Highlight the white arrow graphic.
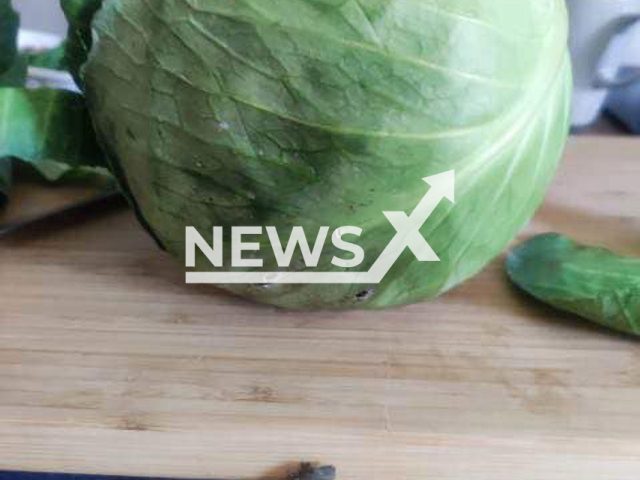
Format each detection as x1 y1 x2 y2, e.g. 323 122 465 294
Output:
365 170 455 283
186 170 455 284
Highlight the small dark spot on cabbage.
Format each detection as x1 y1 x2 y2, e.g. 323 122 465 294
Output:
355 288 375 302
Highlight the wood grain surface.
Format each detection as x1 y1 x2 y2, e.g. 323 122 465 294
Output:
1 136 639 480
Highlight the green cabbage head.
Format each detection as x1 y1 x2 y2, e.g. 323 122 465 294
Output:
81 0 572 309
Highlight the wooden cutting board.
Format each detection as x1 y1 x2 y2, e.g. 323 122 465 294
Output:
0 136 639 480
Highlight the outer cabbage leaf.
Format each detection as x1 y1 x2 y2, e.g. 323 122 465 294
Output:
0 159 10 206
507 234 640 336
84 0 572 309
26 43 69 71
0 88 110 181
0 54 26 87
0 0 113 208
0 0 19 73
60 0 103 85
0 0 19 205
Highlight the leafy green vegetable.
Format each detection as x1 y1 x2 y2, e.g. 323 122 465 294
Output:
0 0 113 203
26 43 69 71
61 0 103 85
0 0 19 206
82 0 572 309
0 0 19 73
0 159 10 206
0 0 25 88
0 88 110 181
0 54 27 87
507 234 640 336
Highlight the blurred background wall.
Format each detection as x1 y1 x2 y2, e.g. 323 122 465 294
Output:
13 0 67 35
10 0 640 134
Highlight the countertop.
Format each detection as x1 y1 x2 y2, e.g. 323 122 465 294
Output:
1 136 639 480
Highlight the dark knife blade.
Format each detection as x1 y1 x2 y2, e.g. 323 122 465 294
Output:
0 464 336 480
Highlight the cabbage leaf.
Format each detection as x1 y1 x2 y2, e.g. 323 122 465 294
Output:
0 88 109 181
61 0 103 85
0 0 18 73
0 160 10 206
0 0 112 207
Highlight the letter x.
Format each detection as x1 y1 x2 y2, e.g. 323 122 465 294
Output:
383 211 440 262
